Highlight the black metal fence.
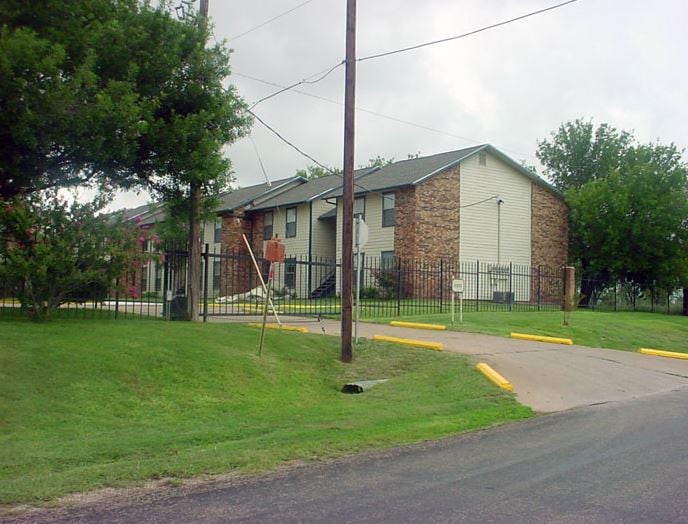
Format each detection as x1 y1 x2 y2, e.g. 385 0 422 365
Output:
0 246 566 320
195 248 565 318
578 277 685 314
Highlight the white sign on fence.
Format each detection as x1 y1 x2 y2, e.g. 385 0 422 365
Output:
452 279 464 293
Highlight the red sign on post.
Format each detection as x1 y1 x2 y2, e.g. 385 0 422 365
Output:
264 237 286 263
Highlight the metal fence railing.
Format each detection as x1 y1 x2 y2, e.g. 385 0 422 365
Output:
577 277 685 314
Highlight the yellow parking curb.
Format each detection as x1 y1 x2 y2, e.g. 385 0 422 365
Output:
638 348 688 360
476 362 513 392
247 323 309 333
372 334 443 351
389 321 447 331
510 332 573 345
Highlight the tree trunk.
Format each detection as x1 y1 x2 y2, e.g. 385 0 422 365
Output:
187 181 201 321
683 287 688 316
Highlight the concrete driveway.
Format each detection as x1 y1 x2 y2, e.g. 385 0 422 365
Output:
216 316 688 413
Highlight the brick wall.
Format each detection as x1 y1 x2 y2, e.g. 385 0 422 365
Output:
219 210 263 297
531 183 568 304
531 183 568 268
393 166 460 298
393 166 460 260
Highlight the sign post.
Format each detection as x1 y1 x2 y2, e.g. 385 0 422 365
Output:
451 278 464 324
354 216 368 343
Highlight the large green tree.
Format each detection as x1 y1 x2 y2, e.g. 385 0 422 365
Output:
0 1 252 320
537 120 688 310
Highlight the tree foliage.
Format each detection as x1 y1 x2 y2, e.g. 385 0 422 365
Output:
537 120 688 304
0 195 151 320
536 119 633 191
0 0 252 200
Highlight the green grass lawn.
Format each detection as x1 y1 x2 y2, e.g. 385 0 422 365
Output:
367 310 688 353
0 318 530 506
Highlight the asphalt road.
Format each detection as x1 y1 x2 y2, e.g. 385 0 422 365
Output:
11 388 688 524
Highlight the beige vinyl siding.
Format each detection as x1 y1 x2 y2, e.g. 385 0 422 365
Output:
269 204 310 294
459 152 532 301
311 200 337 260
335 194 395 293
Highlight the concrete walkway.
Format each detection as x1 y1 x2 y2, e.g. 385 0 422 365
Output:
211 316 688 413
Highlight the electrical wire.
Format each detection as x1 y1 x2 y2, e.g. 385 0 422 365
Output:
357 0 582 63
228 0 316 42
248 109 385 197
240 0 583 120
247 62 344 111
233 71 538 164
248 109 333 172
248 109 501 212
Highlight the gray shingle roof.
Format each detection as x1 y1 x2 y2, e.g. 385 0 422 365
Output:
250 168 379 210
322 145 562 199
323 146 483 198
216 176 303 212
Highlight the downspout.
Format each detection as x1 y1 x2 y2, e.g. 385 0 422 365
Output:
308 201 313 296
497 197 504 265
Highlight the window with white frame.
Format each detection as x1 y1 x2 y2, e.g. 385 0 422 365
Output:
354 196 365 219
263 211 273 240
381 250 395 269
382 192 395 227
286 207 297 238
214 217 222 243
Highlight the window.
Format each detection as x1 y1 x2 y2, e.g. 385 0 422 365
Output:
213 217 222 243
263 211 273 240
354 196 365 219
284 258 296 288
213 260 221 292
154 264 162 292
381 251 395 269
382 192 395 227
478 151 487 166
286 207 297 238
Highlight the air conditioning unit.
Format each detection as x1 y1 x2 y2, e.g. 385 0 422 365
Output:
493 291 514 304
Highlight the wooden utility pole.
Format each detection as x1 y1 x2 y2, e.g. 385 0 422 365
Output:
187 0 209 321
341 0 356 362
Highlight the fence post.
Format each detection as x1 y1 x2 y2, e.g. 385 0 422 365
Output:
508 262 513 312
476 260 480 312
537 266 541 311
396 258 402 317
162 250 170 320
439 259 444 314
114 277 120 320
202 243 209 322
614 282 617 312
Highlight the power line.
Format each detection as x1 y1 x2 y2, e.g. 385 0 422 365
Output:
247 61 344 111
357 0 582 62
248 109 389 198
228 0 316 42
234 71 539 163
248 109 333 172
241 0 583 117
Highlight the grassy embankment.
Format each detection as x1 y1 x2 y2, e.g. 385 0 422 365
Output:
0 318 530 506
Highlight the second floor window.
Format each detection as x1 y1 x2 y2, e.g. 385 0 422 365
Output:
286 207 297 238
354 196 365 220
263 211 273 240
214 217 222 243
382 192 395 227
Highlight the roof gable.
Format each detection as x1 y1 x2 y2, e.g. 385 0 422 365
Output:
323 145 562 200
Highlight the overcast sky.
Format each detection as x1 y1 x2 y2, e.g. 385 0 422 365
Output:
108 0 688 210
